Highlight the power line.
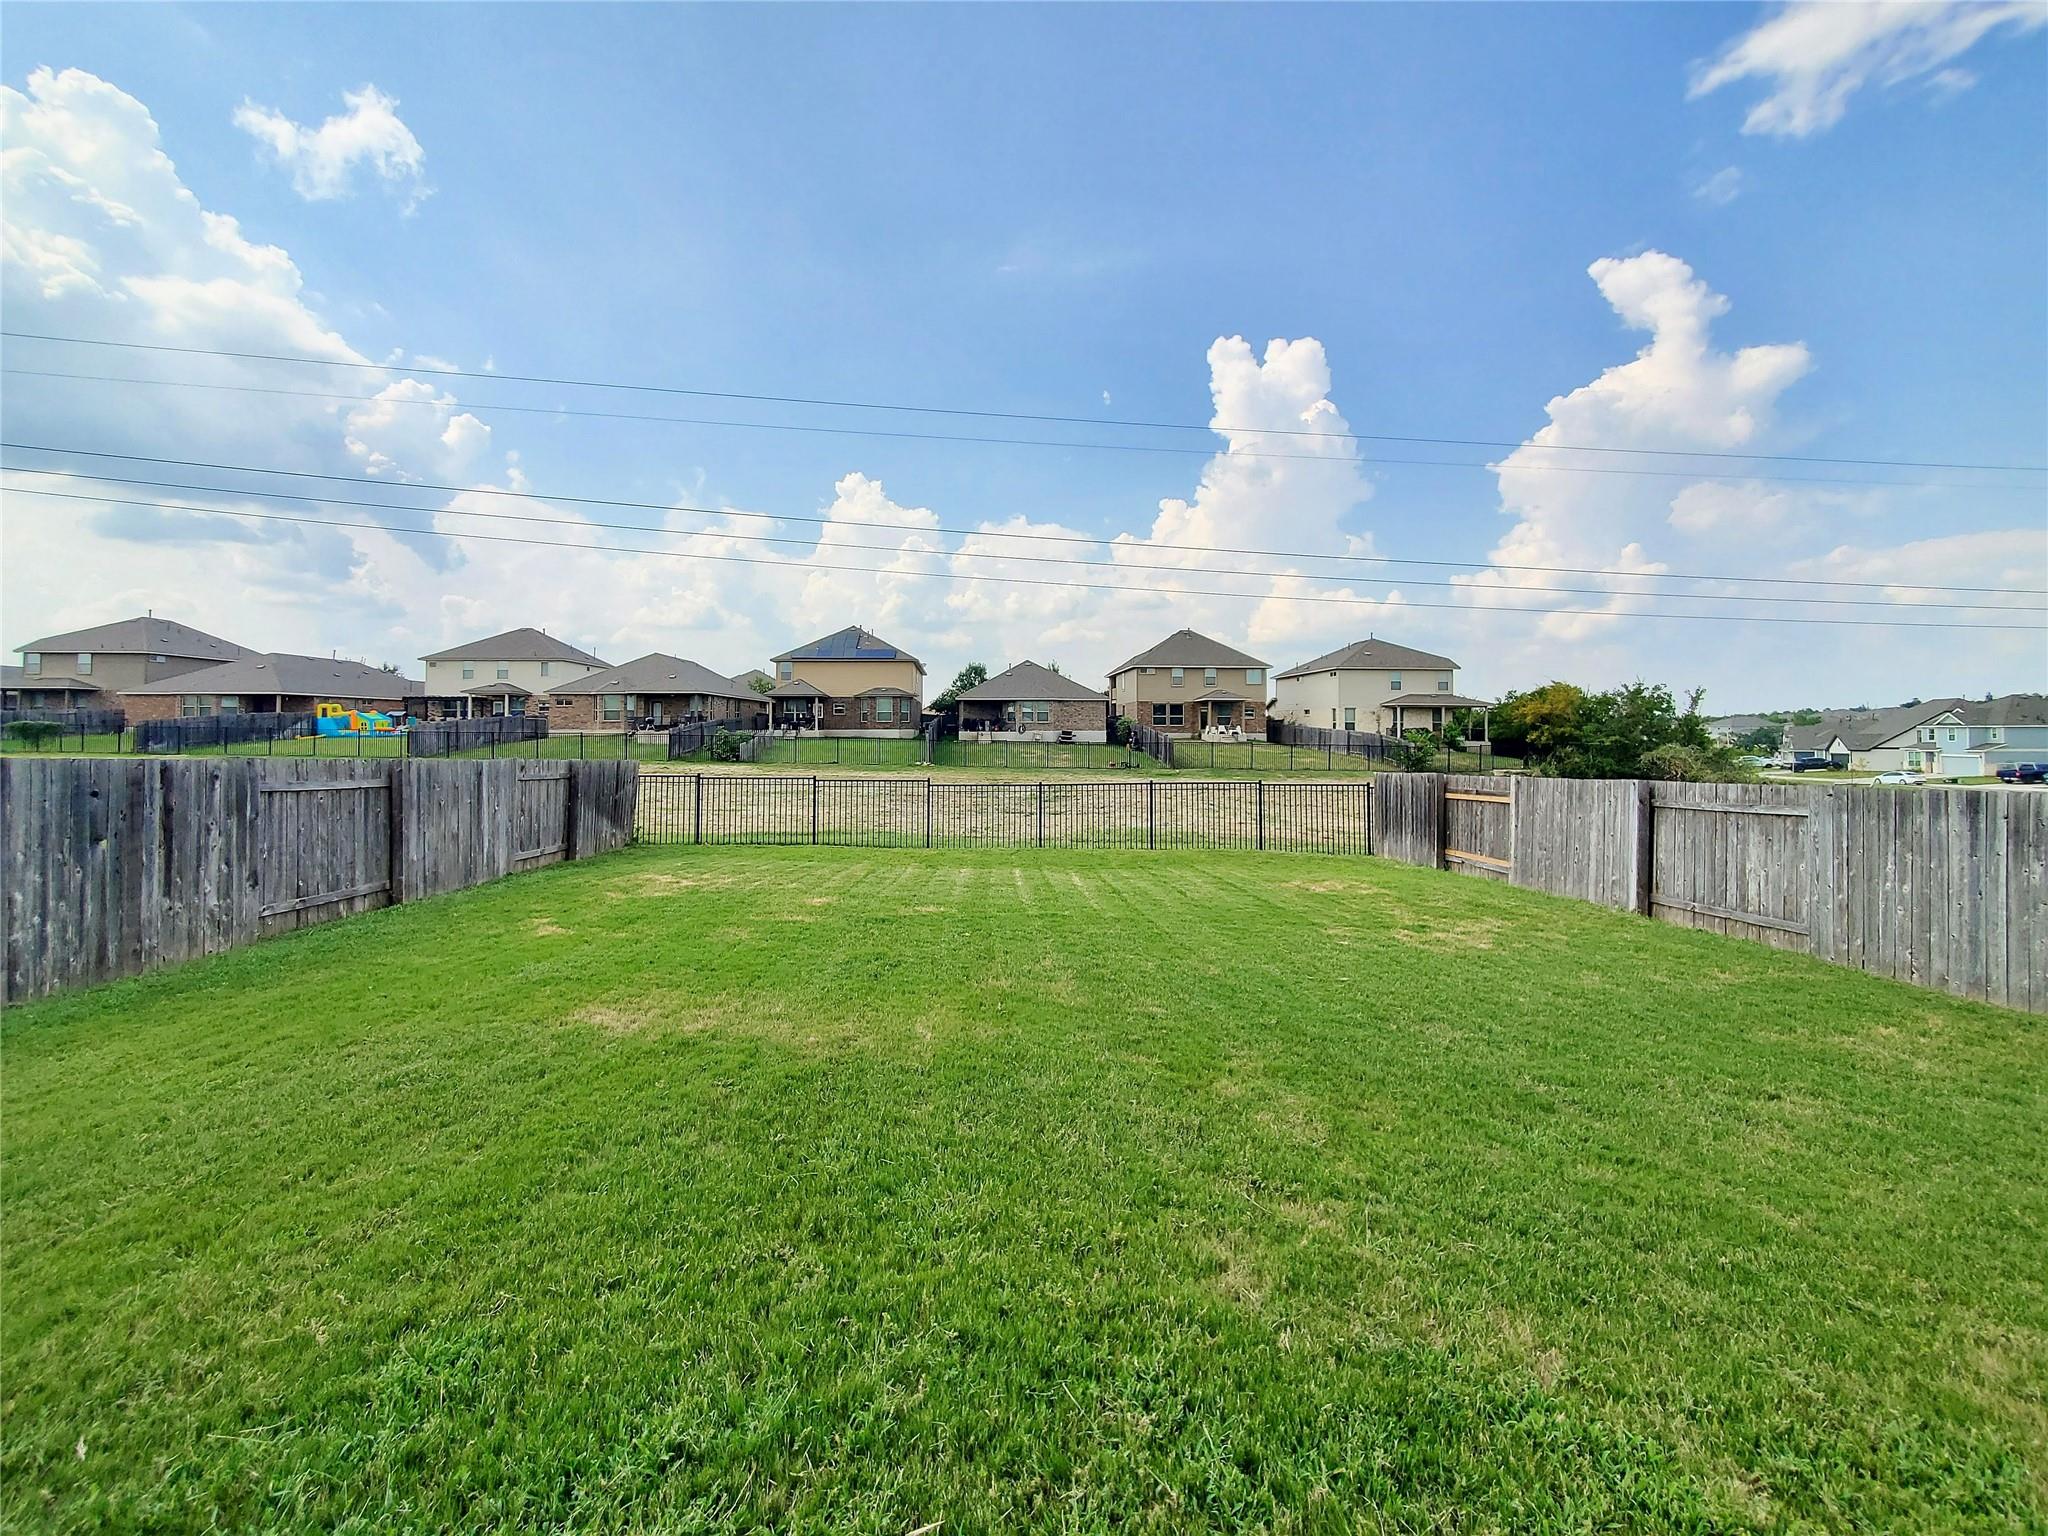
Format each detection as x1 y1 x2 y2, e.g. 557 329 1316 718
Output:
7 483 2041 633
8 441 2042 598
11 464 2036 615
10 367 2042 494
9 328 2044 475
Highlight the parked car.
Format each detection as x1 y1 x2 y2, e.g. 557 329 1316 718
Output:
1790 758 1836 772
1871 771 1925 785
1995 762 2047 785
1736 754 1770 766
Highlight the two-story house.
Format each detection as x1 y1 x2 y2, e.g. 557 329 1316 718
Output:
1272 637 1488 736
13 614 249 712
417 628 610 718
767 625 926 736
1106 630 1269 738
1918 694 2048 777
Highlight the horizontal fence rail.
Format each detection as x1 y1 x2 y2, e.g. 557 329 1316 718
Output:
637 774 1373 855
1 706 126 733
1 757 637 1001
134 711 316 753
406 715 548 755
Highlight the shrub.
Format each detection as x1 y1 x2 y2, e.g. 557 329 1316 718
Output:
6 720 64 750
1112 715 1134 747
1388 730 1441 772
1638 743 1758 783
709 729 746 762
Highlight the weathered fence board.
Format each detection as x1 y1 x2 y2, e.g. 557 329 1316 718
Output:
1508 778 1649 913
1648 783 1813 949
1443 774 1514 879
1373 772 1443 868
2 758 638 1001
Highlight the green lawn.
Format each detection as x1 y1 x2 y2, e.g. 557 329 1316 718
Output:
4 846 2042 1533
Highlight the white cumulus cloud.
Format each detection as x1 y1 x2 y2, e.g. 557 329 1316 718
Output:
1691 1 2046 137
234 84 428 207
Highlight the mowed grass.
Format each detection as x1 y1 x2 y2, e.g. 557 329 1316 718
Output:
4 848 2044 1534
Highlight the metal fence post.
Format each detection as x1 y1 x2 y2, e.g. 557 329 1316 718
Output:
811 775 820 844
1037 782 1046 847
1257 780 1265 851
1147 779 1156 850
924 779 933 848
693 773 704 844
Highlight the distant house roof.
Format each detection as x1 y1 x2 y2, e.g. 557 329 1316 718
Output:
1708 714 1772 737
1382 692 1494 710
729 668 775 691
1783 723 1838 754
16 614 248 662
464 682 532 697
956 661 1106 704
1831 700 1968 751
1957 693 2048 728
1275 637 1456 680
1 665 102 692
545 653 750 697
1107 629 1269 677
772 625 924 672
124 653 418 700
421 627 608 666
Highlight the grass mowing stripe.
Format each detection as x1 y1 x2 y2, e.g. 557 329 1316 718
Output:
3 844 2042 1533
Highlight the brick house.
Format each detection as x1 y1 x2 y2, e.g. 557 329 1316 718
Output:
541 653 758 729
954 661 1109 741
1106 629 1270 739
766 625 925 737
119 653 419 721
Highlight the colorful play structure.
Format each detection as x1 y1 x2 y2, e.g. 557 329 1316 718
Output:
314 701 407 737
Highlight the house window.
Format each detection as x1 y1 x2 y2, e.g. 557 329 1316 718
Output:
23 653 39 675
1390 674 1403 692
1331 709 1338 727
778 661 794 681
496 665 509 680
218 696 241 715
1246 669 1262 685
1203 667 1216 687
462 665 475 680
76 652 92 675
540 661 551 678
180 695 211 718
1344 707 1356 729
876 696 895 722
1142 667 1155 675
1152 702 1185 727
1437 676 1450 692
600 694 625 722
1242 703 1257 722
1021 700 1050 724
1171 667 1184 685
833 701 846 715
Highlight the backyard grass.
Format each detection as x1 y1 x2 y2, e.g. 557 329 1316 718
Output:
3 846 2043 1533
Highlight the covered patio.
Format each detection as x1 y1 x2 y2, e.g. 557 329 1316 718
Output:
766 678 826 730
1383 692 1492 741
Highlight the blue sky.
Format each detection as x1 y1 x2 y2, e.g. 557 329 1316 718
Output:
3 2 2044 708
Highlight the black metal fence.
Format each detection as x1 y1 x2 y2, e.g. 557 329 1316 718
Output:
407 715 547 755
1 706 126 732
134 711 317 753
637 774 1374 855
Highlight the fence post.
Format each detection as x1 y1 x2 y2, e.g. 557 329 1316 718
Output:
1256 780 1265 851
1629 779 1654 915
1147 779 1156 850
693 773 704 844
924 779 933 848
811 776 820 844
387 761 407 904
1037 782 1046 847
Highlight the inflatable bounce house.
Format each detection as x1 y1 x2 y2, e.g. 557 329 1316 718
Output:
315 701 406 738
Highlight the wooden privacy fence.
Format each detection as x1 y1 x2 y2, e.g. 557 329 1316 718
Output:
1390 774 2046 1013
1 757 637 1001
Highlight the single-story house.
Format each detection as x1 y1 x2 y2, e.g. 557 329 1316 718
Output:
541 653 758 729
118 654 419 720
416 628 610 718
955 661 1110 741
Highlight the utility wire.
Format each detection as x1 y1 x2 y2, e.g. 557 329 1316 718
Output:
8 367 2041 493
7 442 2042 598
7 484 2041 633
8 328 2044 474
9 465 2036 614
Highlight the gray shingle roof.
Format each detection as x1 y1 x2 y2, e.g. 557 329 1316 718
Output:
955 661 1106 704
1275 637 1456 680
464 682 533 697
771 625 924 670
15 614 248 662
1106 629 1269 677
544 653 751 697
1781 700 1967 754
729 668 775 691
123 654 418 700
421 627 608 666
1382 692 1493 709
1958 693 2048 727
1 665 102 691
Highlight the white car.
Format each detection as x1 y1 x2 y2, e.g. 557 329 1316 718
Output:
1871 771 1925 785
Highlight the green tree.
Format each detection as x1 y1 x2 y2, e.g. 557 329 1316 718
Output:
1490 680 1744 779
1736 722 1783 754
931 663 989 712
748 674 776 698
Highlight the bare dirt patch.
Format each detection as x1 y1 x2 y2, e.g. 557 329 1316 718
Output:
528 917 568 938
1284 877 1386 896
1388 916 1509 953
611 871 739 897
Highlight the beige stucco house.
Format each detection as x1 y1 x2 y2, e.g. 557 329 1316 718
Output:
14 614 248 706
767 626 925 736
1106 629 1269 738
1273 638 1488 736
418 628 610 718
